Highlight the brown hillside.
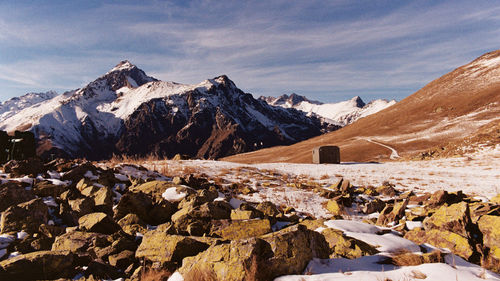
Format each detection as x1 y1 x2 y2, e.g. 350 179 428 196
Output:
223 50 500 163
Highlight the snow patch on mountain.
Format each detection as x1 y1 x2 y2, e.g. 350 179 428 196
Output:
0 91 59 121
261 94 396 126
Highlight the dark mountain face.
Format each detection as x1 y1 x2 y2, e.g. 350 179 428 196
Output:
116 76 330 159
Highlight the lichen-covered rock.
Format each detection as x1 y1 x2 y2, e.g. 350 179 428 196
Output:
1 198 48 233
376 199 408 226
404 228 474 260
478 215 500 268
326 199 343 216
320 228 378 259
260 224 330 277
129 180 176 201
136 231 211 265
68 197 95 217
0 250 74 280
32 180 67 198
362 199 385 214
0 181 35 212
108 250 135 269
256 201 281 217
210 219 271 240
179 238 274 281
491 194 500 204
423 202 472 238
469 203 500 223
172 201 231 235
62 162 97 183
230 209 260 220
52 231 109 254
78 212 121 234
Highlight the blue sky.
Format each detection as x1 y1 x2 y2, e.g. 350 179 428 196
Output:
1 0 500 103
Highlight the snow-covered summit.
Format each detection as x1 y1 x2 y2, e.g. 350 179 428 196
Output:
261 94 396 126
107 60 136 74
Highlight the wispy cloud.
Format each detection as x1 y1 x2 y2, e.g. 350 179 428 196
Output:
1 0 499 102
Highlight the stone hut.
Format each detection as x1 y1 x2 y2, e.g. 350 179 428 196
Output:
312 146 340 164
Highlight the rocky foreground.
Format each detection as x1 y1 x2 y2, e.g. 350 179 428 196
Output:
0 158 498 280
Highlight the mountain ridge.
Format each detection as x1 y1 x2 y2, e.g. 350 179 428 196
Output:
0 62 334 160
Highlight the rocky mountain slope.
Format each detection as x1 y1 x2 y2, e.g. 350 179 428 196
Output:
224 49 500 163
260 93 396 126
0 157 498 280
0 91 58 121
0 61 333 160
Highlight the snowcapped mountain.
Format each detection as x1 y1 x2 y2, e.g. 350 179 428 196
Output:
0 91 59 121
0 61 332 159
260 93 396 126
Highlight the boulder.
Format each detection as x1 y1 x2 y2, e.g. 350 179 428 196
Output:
256 201 281 217
32 180 67 198
230 209 260 220
469 203 500 223
68 197 95 217
172 201 231 235
61 162 98 182
260 224 330 277
0 250 74 280
404 228 474 260
478 215 500 267
78 212 121 234
1 198 48 233
376 199 408 226
3 158 45 177
179 238 274 281
362 199 386 214
108 250 135 269
320 228 378 259
113 191 174 225
376 183 397 197
117 214 147 236
0 181 35 212
136 231 211 265
209 219 271 240
129 180 176 201
326 199 343 216
423 202 473 238
52 231 109 254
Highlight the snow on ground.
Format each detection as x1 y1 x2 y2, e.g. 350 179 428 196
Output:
146 145 500 204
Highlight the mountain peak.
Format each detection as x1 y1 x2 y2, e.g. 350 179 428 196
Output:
108 60 136 74
350 96 365 108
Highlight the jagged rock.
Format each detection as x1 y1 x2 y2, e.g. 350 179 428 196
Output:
428 190 465 207
326 199 343 216
256 201 281 217
32 180 67 197
469 202 500 223
0 181 35 212
376 183 397 197
491 194 500 204
376 199 408 226
81 186 113 213
209 219 271 240
3 158 45 177
0 250 74 280
129 180 174 201
136 231 211 265
38 224 65 239
68 197 95 217
423 202 472 238
478 215 500 269
260 224 330 277
404 228 474 260
114 192 153 222
108 250 135 269
178 188 217 210
230 209 260 220
179 238 274 281
62 162 98 183
1 198 48 233
95 234 137 261
172 201 231 235
85 260 122 280
117 214 147 236
52 231 109 254
78 212 120 234
320 228 378 259
362 199 386 214
331 178 352 194
60 187 82 201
